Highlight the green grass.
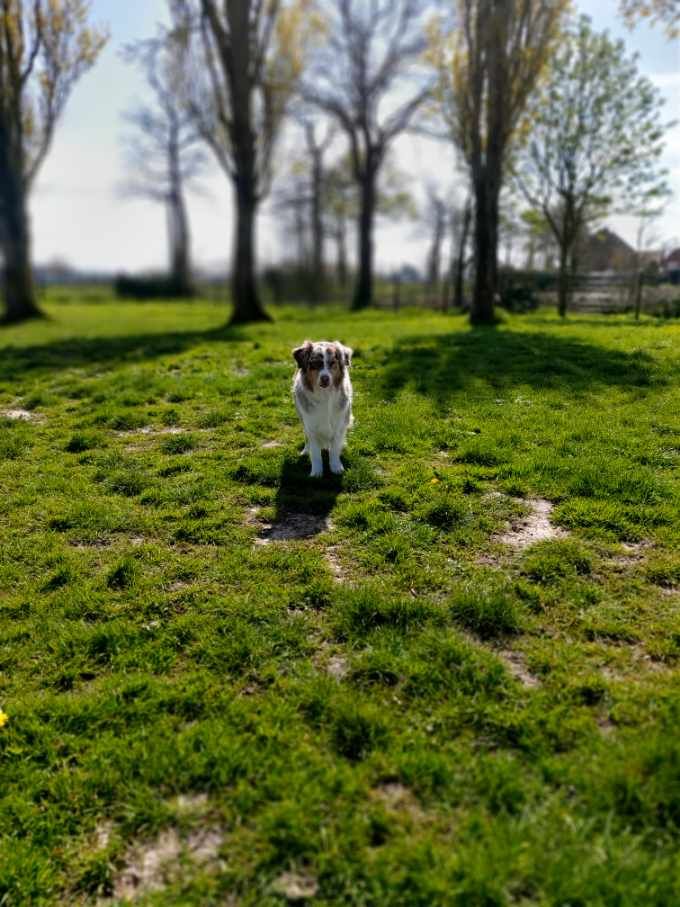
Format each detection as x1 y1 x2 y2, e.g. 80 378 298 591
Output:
1 298 680 905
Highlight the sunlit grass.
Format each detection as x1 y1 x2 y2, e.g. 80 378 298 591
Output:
0 297 679 904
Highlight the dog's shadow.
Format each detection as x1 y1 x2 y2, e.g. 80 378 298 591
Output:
260 455 344 543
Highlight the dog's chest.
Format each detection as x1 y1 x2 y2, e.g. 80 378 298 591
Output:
307 392 339 439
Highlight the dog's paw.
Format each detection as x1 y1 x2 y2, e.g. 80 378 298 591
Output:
310 465 324 479
329 459 344 475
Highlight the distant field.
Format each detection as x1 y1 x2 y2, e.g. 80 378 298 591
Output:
1 298 679 905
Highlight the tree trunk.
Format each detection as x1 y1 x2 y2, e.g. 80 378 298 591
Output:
557 243 570 318
0 178 41 324
336 218 348 289
452 199 472 310
426 207 445 305
352 171 376 311
310 150 325 303
168 190 193 297
470 174 499 325
230 174 270 325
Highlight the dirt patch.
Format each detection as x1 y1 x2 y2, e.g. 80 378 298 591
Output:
272 871 319 900
325 545 346 582
261 440 283 449
496 648 540 688
326 654 350 680
609 540 652 570
597 716 616 737
371 783 426 823
94 820 114 851
660 586 680 598
110 825 223 903
117 426 185 438
601 644 671 681
172 793 209 815
167 580 192 593
1 408 39 421
499 498 567 549
254 512 331 545
70 538 112 549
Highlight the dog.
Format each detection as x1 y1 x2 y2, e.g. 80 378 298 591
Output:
292 340 353 478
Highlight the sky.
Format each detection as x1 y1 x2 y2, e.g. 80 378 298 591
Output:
31 0 680 276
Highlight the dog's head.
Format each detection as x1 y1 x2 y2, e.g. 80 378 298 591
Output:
293 340 352 391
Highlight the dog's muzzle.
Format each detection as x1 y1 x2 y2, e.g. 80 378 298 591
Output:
319 373 331 388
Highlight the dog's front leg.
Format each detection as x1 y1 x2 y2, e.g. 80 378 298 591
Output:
308 438 324 478
329 429 346 475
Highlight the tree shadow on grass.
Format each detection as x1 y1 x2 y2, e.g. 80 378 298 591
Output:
379 326 662 403
0 323 246 382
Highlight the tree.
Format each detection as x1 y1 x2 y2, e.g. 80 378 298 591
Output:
169 0 317 324
304 0 432 310
513 16 670 317
449 195 472 309
423 187 448 304
298 115 335 302
620 0 680 38
323 162 354 288
520 208 556 270
428 0 568 324
630 191 669 320
0 0 106 323
122 34 207 297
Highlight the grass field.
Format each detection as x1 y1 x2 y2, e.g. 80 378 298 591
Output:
1 299 679 906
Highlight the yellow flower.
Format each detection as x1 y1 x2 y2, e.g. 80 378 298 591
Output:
430 477 440 484
0 710 8 729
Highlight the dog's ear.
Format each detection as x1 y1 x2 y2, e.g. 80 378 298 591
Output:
334 342 353 368
293 341 313 370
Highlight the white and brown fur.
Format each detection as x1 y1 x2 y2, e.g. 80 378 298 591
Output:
292 340 353 478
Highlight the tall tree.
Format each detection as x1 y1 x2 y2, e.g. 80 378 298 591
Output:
0 0 106 323
169 0 316 324
304 0 432 310
520 208 556 270
423 187 448 303
323 162 354 289
513 16 670 317
302 118 335 302
449 195 472 309
428 0 568 324
122 34 207 297
620 0 680 37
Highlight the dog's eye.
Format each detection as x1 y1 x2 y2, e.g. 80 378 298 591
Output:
310 359 323 369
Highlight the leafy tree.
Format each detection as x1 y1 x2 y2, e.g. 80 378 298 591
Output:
520 208 557 269
449 195 472 309
422 187 448 303
121 33 207 297
323 161 354 288
428 0 568 324
0 0 106 323
513 16 671 316
297 115 335 302
620 0 680 38
273 147 416 301
169 0 318 324
304 0 432 310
